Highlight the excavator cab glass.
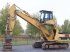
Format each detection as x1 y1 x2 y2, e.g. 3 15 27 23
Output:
40 10 53 23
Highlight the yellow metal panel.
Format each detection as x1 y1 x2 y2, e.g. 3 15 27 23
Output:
8 4 16 34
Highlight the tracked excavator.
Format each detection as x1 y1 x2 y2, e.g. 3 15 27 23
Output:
3 4 70 50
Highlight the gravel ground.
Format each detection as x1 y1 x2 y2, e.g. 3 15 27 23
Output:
0 45 70 52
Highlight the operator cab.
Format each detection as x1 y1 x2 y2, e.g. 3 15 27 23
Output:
40 10 53 23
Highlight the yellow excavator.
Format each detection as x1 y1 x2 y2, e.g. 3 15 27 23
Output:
3 4 70 50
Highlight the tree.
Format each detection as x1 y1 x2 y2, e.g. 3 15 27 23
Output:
13 20 23 35
61 19 70 33
0 5 23 35
0 7 7 34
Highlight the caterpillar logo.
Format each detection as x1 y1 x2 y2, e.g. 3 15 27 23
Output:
59 34 70 40
65 34 69 37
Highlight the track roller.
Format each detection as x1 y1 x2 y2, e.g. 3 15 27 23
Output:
32 41 43 48
42 42 69 50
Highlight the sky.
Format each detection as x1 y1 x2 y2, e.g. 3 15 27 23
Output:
0 0 70 30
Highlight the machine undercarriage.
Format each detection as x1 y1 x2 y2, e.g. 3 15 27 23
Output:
33 41 69 50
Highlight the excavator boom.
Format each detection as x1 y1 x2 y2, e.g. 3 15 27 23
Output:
9 4 55 41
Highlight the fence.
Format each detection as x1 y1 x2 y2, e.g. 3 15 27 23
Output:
0 35 39 46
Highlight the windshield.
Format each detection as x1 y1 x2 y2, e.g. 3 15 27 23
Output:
45 13 50 19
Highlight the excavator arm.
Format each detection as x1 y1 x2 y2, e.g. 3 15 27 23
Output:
3 4 16 50
8 4 55 41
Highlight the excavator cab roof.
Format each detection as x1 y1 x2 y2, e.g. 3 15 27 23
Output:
40 10 52 14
